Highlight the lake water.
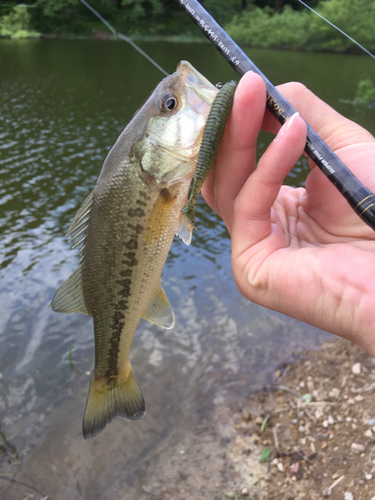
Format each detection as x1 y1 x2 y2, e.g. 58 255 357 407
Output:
0 39 374 499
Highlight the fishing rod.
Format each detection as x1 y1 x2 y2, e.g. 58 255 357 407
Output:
175 0 375 232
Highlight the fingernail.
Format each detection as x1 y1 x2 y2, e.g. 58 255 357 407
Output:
274 112 299 143
234 71 253 101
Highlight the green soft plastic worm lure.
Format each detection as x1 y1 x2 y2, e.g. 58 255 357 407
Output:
181 80 237 232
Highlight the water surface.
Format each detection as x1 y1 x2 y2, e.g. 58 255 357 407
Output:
0 39 374 499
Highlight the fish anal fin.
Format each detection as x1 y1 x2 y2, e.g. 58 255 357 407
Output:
143 281 175 329
175 212 195 246
50 265 90 315
82 363 145 439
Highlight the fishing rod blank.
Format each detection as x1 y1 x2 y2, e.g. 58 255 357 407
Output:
175 0 375 232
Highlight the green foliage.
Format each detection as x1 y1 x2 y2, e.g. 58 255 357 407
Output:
0 2 17 18
260 414 270 432
0 0 374 50
226 0 375 52
112 0 206 36
31 0 85 34
36 0 80 18
116 0 169 35
354 79 375 105
226 5 312 49
122 0 163 17
0 4 40 38
254 0 319 9
27 0 205 36
301 393 312 403
310 0 375 51
201 0 243 26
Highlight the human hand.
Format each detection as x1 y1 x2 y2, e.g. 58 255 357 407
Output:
202 72 375 356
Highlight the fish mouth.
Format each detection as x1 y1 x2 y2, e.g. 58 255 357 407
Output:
177 60 218 106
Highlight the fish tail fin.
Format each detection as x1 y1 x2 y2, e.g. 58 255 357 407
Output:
82 364 145 439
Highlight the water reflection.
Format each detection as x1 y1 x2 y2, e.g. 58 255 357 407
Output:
0 39 374 499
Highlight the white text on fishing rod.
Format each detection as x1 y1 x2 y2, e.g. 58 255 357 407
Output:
306 141 336 174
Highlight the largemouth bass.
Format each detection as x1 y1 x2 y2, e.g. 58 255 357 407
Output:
51 61 218 439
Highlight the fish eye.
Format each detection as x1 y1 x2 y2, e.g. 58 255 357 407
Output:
166 97 176 109
161 93 178 113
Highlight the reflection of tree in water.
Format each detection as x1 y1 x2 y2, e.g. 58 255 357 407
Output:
0 423 18 464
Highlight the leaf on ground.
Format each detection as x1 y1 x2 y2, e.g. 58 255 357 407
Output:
260 414 270 432
260 447 271 462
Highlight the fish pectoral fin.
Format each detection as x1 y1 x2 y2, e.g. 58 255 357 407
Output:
82 364 145 439
175 213 195 246
145 188 175 245
143 281 175 329
50 265 90 315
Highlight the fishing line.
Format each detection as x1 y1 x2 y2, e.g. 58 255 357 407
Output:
298 0 375 60
79 0 169 76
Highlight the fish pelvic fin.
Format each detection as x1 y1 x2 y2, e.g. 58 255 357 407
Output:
82 364 145 439
143 280 175 329
175 212 195 246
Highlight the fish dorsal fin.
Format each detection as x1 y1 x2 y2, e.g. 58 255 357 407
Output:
175 213 194 246
67 190 94 259
143 281 175 329
51 265 90 315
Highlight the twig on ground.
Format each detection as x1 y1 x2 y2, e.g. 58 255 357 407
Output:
270 385 302 398
0 476 51 500
341 375 348 388
272 425 279 452
289 400 302 419
303 402 336 406
303 407 317 422
177 485 253 499
352 381 375 393
322 474 345 497
297 450 312 463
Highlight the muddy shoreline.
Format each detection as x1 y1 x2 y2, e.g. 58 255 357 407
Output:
164 339 375 500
